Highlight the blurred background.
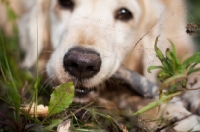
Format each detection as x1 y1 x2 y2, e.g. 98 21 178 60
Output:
187 0 200 46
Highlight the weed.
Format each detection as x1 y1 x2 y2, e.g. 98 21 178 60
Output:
133 35 200 116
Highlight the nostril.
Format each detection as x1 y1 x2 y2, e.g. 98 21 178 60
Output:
87 65 100 71
86 66 97 71
64 58 78 68
71 62 78 68
87 66 93 71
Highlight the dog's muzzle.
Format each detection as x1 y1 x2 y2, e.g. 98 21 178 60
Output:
63 47 101 97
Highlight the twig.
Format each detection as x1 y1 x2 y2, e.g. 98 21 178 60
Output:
155 114 192 132
185 87 200 91
136 117 150 132
64 102 94 120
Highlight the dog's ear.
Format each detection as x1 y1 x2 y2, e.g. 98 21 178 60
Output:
19 0 51 69
124 0 163 75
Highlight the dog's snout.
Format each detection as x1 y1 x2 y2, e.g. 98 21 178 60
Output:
63 47 101 80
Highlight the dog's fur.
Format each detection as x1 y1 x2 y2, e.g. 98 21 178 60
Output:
1 0 200 131
19 0 198 85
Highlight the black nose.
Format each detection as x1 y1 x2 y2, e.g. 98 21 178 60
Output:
63 47 101 80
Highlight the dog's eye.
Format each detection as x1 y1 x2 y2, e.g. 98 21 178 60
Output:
58 0 74 10
115 8 133 21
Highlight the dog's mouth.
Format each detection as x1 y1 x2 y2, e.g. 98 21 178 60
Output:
73 86 98 103
75 86 96 97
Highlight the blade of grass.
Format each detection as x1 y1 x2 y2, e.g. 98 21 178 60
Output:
0 66 8 83
157 74 187 92
132 91 182 116
34 16 39 118
188 67 200 75
0 30 20 120
147 66 165 73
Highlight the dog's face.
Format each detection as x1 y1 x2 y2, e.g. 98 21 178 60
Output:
47 0 141 100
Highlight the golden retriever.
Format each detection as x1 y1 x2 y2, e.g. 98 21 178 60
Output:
1 0 200 131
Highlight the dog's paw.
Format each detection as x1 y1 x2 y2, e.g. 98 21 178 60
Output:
161 103 200 131
174 115 200 132
182 72 200 115
182 89 200 115
187 73 200 89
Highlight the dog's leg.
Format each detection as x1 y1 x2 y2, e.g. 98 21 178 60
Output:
112 65 158 98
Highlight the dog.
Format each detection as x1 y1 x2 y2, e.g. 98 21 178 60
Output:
1 0 200 131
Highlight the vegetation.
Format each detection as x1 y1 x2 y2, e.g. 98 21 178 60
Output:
133 35 200 116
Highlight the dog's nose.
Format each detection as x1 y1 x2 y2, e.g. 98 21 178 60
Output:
63 47 101 80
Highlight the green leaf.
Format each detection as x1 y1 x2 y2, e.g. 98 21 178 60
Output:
162 60 173 75
169 40 177 56
165 48 178 70
187 63 198 75
158 74 187 92
154 36 174 75
158 71 168 77
166 40 183 73
157 71 171 81
165 48 173 62
182 52 200 69
132 91 181 116
48 82 74 117
44 119 63 131
154 35 165 61
147 66 165 73
188 67 200 75
168 40 179 65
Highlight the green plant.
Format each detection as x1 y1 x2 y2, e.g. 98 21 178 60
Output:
133 35 200 116
149 36 200 92
0 1 76 130
0 28 76 131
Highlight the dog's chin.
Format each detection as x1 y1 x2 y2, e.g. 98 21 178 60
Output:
73 87 98 103
75 86 96 97
70 85 97 103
